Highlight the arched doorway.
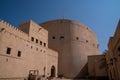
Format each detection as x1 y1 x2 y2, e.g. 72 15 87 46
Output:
51 66 56 77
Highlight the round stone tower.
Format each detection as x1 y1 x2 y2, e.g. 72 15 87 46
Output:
40 19 100 78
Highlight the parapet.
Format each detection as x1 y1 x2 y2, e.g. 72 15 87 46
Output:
0 19 28 40
40 19 96 36
0 19 25 33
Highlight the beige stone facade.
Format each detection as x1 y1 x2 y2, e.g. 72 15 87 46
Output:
0 20 58 79
107 20 120 80
40 19 100 78
0 19 101 79
88 55 108 79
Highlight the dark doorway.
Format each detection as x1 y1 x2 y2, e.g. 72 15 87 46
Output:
51 66 55 77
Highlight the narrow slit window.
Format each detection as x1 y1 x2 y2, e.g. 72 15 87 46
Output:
36 39 38 43
18 51 21 57
44 43 46 47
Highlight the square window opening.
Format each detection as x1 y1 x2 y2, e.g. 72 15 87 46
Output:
36 39 38 43
6 47 11 54
76 37 79 40
40 41 42 45
31 37 34 41
60 36 64 40
52 36 55 39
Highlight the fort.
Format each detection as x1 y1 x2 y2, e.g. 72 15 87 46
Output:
0 19 58 79
0 19 109 80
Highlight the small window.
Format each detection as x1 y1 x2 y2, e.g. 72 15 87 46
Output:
86 40 88 43
44 43 46 47
6 47 11 54
18 51 21 57
44 50 45 53
40 41 42 45
36 48 38 51
60 36 64 40
76 37 79 40
31 37 34 41
41 49 42 52
117 47 120 56
118 47 120 51
36 39 38 43
52 36 55 39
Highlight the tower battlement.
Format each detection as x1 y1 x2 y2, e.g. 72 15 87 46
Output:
0 19 28 40
0 19 28 35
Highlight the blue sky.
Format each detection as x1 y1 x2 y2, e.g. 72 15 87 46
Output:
0 0 120 53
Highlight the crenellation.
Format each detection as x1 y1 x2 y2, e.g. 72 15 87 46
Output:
0 19 4 23
0 19 58 79
0 19 28 38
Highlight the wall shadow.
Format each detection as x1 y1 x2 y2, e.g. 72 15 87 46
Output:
74 63 88 79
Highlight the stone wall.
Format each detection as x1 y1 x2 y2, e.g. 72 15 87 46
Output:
107 20 120 80
40 19 100 78
0 20 58 79
88 55 108 77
